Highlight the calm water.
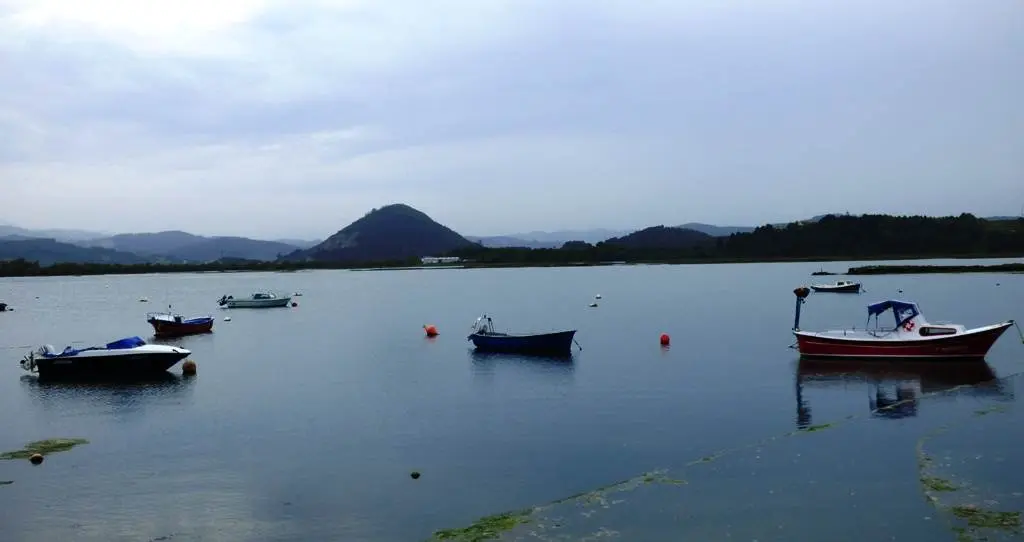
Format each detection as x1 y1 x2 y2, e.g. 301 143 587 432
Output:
1 259 1022 541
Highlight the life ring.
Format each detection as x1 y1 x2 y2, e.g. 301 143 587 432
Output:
903 321 916 332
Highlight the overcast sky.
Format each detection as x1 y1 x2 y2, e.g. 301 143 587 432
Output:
1 0 1022 240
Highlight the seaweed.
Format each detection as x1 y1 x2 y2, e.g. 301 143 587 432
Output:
431 509 533 541
0 438 90 460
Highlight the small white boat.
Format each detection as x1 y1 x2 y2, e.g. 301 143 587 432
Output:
217 291 291 308
810 280 862 293
20 336 190 379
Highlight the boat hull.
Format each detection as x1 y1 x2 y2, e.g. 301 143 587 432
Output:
33 351 191 379
148 317 214 337
795 322 1013 360
469 330 577 355
223 298 291 308
811 284 861 293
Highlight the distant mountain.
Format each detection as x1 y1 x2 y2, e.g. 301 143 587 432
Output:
0 225 110 242
167 237 300 262
282 204 476 262
466 235 562 249
77 231 301 262
79 231 205 255
676 223 755 236
0 238 151 266
475 229 631 246
271 238 321 250
601 226 713 249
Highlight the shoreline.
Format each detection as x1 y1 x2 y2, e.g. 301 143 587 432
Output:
1 253 1022 278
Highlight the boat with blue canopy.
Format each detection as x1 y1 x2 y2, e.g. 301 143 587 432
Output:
791 292 1018 360
19 336 191 379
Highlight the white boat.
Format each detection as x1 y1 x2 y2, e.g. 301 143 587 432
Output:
217 291 292 308
810 280 862 293
19 336 190 379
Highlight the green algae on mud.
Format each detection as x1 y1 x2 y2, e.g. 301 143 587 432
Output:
920 475 958 492
0 438 90 460
950 506 1021 530
431 509 533 541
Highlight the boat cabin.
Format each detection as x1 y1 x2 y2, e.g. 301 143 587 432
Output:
866 300 964 336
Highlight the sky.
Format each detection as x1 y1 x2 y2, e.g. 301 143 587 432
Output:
1 0 1022 240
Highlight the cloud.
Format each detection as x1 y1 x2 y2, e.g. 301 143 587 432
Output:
1 0 1022 238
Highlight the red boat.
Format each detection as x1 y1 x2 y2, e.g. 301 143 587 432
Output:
791 289 1018 360
147 311 214 337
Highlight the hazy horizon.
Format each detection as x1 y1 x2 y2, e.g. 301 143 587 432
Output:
2 0 1022 239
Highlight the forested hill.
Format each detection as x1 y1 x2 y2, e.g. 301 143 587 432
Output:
448 214 1024 264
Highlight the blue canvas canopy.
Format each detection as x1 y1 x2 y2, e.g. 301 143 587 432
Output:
866 300 920 328
105 336 146 350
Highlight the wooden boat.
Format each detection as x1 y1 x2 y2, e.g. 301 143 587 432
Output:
467 315 578 356
792 294 1016 360
19 336 190 379
810 280 862 293
217 291 291 308
147 308 214 337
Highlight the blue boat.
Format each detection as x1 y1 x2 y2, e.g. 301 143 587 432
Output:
467 315 578 356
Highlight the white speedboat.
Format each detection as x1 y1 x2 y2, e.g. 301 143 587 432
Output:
216 291 291 308
19 336 190 379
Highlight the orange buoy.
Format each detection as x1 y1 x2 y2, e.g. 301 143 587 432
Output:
660 333 670 346
182 359 197 375
424 325 439 337
29 453 43 465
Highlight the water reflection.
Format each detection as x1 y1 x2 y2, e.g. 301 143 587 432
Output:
19 372 196 417
468 350 575 381
794 358 1013 428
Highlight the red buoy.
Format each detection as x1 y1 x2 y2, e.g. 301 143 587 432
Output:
660 333 670 346
424 325 439 337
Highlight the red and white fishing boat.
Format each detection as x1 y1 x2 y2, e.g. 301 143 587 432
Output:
791 288 1019 360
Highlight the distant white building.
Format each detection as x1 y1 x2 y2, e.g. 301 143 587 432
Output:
421 256 462 264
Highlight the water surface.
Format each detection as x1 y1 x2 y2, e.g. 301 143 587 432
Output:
1 258 1022 541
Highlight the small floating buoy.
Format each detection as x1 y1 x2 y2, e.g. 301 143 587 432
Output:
291 302 298 307
588 302 598 308
410 471 421 479
660 333 670 346
595 294 602 299
182 359 197 375
293 292 303 296
139 298 148 302
29 453 43 465
224 316 231 322
424 324 438 337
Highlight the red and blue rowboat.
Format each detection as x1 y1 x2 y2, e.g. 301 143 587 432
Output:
147 311 214 337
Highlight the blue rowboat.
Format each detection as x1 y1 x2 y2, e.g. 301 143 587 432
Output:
467 314 578 356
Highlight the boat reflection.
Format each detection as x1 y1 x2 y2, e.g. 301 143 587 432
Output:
19 372 196 416
794 358 1013 428
468 350 575 380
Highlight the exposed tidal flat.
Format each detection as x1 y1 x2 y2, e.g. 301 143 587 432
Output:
1 257 1022 541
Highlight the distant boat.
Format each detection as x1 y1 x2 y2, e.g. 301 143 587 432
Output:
811 280 862 293
19 336 190 379
147 308 214 337
467 314 578 356
793 299 1015 360
217 292 291 308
